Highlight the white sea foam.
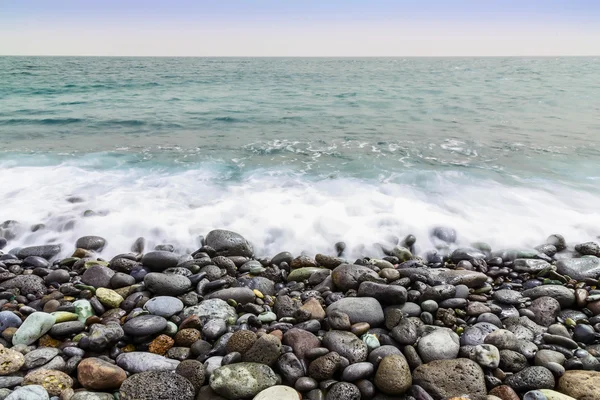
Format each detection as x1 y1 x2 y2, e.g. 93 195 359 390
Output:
1 161 600 260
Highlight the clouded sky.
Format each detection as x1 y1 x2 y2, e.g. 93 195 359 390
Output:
1 0 599 56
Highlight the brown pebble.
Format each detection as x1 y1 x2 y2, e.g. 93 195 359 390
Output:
149 335 175 355
38 334 62 348
77 357 127 390
179 315 202 330
175 328 201 347
85 316 102 326
43 299 61 313
270 330 283 342
350 322 370 336
489 385 519 400
23 369 74 396
1 327 17 342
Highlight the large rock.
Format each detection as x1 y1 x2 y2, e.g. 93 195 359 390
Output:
522 285 575 308
527 297 560 327
144 272 191 296
322 331 368 364
326 297 384 327
209 362 277 399
556 257 600 280
1 275 47 296
182 299 237 325
12 312 56 346
205 230 254 258
557 370 600 400
206 287 256 304
81 265 115 288
141 251 180 271
119 371 195 400
283 328 320 360
417 328 460 363
397 268 488 288
16 245 61 260
331 264 378 291
77 357 127 390
412 358 486 400
143 296 184 318
374 355 412 395
75 236 107 252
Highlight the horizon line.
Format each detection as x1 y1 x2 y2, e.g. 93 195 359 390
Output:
1 54 599 58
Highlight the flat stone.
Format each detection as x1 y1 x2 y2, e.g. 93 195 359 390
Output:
5 385 49 400
331 264 379 291
417 328 460 363
141 251 180 271
253 385 301 400
116 352 179 373
16 245 61 260
143 296 184 318
556 258 600 281
123 315 167 336
322 331 368 364
326 297 384 327
1 275 47 296
206 287 256 304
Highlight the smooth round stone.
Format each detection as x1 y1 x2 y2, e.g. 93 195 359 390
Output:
202 319 227 340
421 300 438 313
418 328 460 363
44 269 70 284
205 229 254 258
81 265 115 288
295 377 319 392
327 297 384 327
144 296 184 318
109 272 135 289
258 312 277 323
254 385 301 400
144 272 191 296
75 236 107 252
123 315 167 336
0 311 22 331
341 362 375 381
368 345 403 368
205 287 256 304
374 354 412 395
141 251 180 271
77 357 127 390
12 312 56 346
49 321 85 336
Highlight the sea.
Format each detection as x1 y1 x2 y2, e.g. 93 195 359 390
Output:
1 57 599 259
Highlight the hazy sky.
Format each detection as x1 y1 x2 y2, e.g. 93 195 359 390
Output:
2 0 599 56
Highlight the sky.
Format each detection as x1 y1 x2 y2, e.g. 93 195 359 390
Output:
1 0 599 56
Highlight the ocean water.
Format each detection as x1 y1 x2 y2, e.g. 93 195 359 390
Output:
1 56 599 259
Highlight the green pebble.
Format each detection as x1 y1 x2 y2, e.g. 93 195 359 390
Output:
59 257 80 267
361 333 380 351
163 321 178 336
73 299 94 323
286 267 324 282
52 311 79 323
258 311 277 323
96 288 124 308
250 266 266 275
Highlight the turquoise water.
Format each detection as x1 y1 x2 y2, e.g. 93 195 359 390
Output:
1 57 599 257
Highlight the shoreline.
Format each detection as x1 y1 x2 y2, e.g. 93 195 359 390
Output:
0 229 599 399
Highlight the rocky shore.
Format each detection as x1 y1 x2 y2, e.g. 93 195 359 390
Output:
0 228 600 400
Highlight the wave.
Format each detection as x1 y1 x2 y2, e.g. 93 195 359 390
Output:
0 117 84 126
0 159 599 260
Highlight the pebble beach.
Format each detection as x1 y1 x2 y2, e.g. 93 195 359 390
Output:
0 228 599 400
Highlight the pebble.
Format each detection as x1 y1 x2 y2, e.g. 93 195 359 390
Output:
12 312 56 346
